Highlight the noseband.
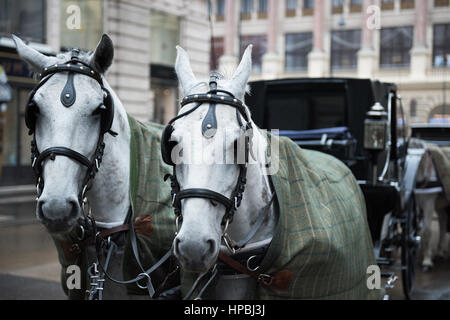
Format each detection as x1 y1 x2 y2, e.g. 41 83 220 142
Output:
162 75 253 236
27 49 116 208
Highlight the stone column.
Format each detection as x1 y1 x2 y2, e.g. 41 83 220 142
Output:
105 0 152 121
410 0 429 79
46 0 60 52
219 0 239 73
357 0 376 78
308 0 327 77
262 0 282 79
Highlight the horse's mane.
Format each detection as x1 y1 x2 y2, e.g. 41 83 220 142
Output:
56 49 93 65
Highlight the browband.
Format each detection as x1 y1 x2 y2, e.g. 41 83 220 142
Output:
180 93 249 123
40 60 103 85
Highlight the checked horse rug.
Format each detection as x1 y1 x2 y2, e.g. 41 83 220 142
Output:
181 132 380 300
256 133 379 299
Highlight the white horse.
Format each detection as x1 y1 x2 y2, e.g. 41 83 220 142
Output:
13 34 143 299
410 138 449 270
171 45 277 299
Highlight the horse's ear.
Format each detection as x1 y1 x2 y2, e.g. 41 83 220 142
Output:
90 34 114 74
231 45 252 100
175 46 197 96
12 34 57 72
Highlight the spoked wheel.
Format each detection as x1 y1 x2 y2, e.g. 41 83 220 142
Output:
401 196 420 300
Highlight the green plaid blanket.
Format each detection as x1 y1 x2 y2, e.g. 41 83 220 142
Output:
181 133 380 300
256 134 379 299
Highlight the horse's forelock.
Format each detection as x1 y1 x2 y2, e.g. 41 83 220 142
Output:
54 50 93 66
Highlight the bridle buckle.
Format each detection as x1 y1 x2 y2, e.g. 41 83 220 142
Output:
32 156 37 168
234 196 239 210
222 232 236 255
172 193 177 206
258 274 273 286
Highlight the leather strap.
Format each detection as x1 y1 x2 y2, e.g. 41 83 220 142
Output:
180 93 249 122
34 146 92 173
218 252 293 291
40 61 103 85
176 188 234 212
60 72 76 107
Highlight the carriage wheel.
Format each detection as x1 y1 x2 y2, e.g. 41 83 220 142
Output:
401 196 419 300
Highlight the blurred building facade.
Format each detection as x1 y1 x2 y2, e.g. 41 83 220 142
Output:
210 0 450 125
0 0 210 186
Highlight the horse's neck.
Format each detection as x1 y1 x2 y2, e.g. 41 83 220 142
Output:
227 125 276 244
87 81 131 228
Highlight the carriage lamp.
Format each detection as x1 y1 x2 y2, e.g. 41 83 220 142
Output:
364 102 388 151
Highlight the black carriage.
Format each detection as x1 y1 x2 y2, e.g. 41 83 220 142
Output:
245 78 422 299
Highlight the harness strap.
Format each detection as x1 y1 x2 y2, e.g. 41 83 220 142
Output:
87 241 116 300
232 194 275 249
177 188 234 212
128 214 155 297
34 146 92 174
182 266 218 300
217 252 293 291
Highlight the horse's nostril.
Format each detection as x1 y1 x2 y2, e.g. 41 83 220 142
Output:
68 199 79 218
174 237 181 256
37 200 45 220
206 239 216 255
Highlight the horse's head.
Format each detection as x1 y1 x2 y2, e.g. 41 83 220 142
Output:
13 34 114 233
169 45 253 272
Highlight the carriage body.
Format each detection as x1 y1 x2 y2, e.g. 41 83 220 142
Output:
246 78 418 299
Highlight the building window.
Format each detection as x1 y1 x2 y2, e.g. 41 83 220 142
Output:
350 0 363 12
258 0 268 18
331 29 361 70
410 99 417 118
400 0 415 9
286 0 297 17
285 32 313 72
332 0 344 14
434 0 450 7
241 0 253 20
210 37 224 71
216 0 225 21
60 0 103 51
240 35 267 73
150 11 180 67
380 27 413 68
0 0 46 43
303 0 314 16
433 24 450 67
381 0 395 10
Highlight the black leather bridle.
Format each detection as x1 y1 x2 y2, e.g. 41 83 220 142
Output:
161 75 253 231
26 49 116 208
